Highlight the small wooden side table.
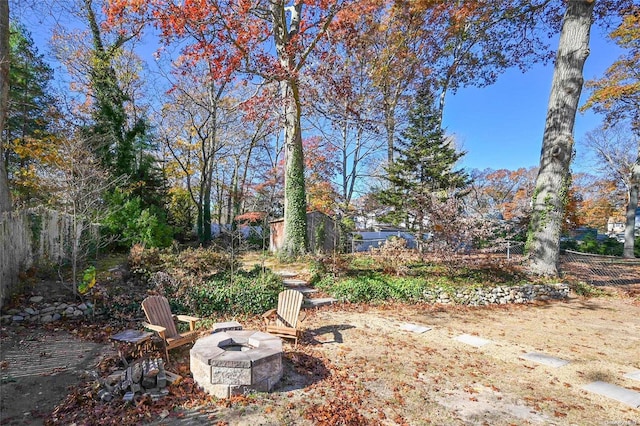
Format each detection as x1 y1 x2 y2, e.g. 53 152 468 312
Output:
109 329 154 366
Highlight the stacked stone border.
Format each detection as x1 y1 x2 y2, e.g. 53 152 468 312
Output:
423 283 569 305
1 296 94 325
1 283 569 326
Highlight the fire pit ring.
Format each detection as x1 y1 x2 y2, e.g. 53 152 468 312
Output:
190 330 283 398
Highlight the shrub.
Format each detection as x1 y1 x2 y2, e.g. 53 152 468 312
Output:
104 189 174 249
574 235 623 257
171 247 238 277
348 254 378 271
128 245 237 287
369 237 420 275
185 266 283 316
128 244 165 280
572 281 608 298
308 257 328 285
321 272 425 303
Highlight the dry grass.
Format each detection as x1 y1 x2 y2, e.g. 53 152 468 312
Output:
181 294 640 425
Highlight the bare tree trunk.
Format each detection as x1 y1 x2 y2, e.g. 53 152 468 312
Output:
624 184 638 258
527 0 595 276
384 99 396 166
0 0 11 213
623 144 640 258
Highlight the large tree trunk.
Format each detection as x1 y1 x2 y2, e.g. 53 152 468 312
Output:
527 0 595 276
623 184 638 258
281 78 307 257
272 1 307 257
623 145 639 258
0 0 11 213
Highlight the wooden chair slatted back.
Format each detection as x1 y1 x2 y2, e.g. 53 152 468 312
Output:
275 290 303 329
142 295 179 338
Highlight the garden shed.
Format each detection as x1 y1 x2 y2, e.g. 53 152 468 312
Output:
269 211 339 254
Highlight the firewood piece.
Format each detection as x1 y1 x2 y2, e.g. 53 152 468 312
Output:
143 359 159 378
132 362 142 383
164 371 182 385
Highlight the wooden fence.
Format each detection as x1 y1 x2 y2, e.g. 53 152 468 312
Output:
0 208 74 308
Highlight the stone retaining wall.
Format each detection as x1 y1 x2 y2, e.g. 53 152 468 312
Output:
0 296 94 325
423 283 570 305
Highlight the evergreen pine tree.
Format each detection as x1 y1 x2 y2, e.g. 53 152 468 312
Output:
3 23 56 205
377 84 470 242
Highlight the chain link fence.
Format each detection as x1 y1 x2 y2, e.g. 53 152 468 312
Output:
560 250 640 287
349 233 639 288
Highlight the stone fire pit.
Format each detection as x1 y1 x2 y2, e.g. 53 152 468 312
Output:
190 330 283 398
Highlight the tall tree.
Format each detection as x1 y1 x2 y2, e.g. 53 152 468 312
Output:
307 22 384 211
581 125 638 257
0 0 10 213
51 0 160 207
302 136 340 214
377 84 469 245
333 0 562 168
3 23 56 206
527 0 595 276
572 175 623 230
108 0 347 257
581 9 640 258
158 71 227 243
467 167 538 233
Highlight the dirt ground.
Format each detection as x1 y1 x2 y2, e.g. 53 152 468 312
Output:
194 295 640 426
2 291 640 425
0 327 114 425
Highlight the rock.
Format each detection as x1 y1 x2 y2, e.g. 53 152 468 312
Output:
29 296 44 303
40 314 54 323
77 303 88 311
12 315 24 322
73 310 84 317
40 306 56 314
97 389 113 402
24 307 37 315
52 313 61 321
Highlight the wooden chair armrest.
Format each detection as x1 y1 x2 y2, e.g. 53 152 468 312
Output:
176 315 200 331
176 315 200 322
142 322 167 339
262 309 277 319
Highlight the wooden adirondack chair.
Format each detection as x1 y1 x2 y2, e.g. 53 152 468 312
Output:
141 295 201 361
262 289 305 345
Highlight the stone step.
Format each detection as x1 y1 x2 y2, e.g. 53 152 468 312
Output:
275 271 299 278
303 297 337 308
583 381 640 408
454 334 492 348
624 370 640 382
296 287 318 295
282 279 308 287
519 352 570 368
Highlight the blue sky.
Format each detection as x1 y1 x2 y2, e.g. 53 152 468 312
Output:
26 8 622 175
442 29 622 172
